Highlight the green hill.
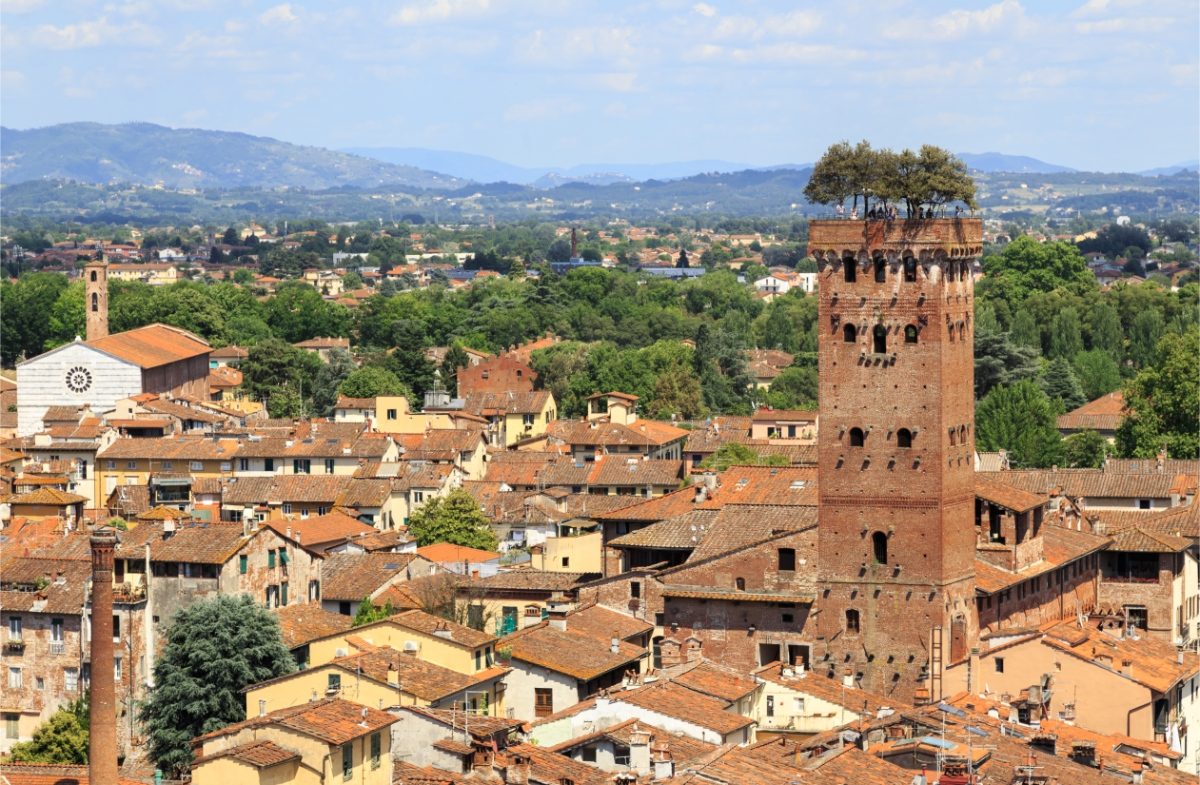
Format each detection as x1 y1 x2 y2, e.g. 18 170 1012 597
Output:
0 122 467 190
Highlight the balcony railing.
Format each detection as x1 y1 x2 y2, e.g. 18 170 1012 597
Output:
3 639 24 652
49 641 65 655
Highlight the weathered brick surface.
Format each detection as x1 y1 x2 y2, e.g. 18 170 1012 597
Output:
1097 553 1178 639
657 528 819 673
809 219 983 699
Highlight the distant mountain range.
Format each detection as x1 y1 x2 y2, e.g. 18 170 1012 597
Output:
1 122 1194 192
0 123 467 190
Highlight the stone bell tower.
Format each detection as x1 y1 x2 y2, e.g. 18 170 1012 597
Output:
85 260 109 341
808 218 983 700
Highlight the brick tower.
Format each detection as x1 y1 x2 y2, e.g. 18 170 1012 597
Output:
84 260 108 341
808 218 983 700
89 532 119 785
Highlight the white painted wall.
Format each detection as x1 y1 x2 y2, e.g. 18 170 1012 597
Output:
531 693 743 747
505 660 579 724
17 342 142 436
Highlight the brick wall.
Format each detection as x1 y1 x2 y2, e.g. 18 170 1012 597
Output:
810 219 983 700
657 529 818 674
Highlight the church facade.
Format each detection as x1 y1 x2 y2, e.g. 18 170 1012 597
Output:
16 262 212 436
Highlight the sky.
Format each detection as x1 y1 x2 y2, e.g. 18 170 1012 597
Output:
1 0 1197 172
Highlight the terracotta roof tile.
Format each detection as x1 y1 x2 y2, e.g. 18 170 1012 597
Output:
617 679 754 735
193 739 299 768
1057 391 1126 431
471 570 597 593
979 468 1179 500
400 705 523 737
3 487 87 506
263 511 376 549
563 603 653 643
86 323 210 369
667 659 759 702
502 621 645 681
221 475 353 505
1108 526 1191 553
272 603 354 649
330 645 505 700
196 698 394 746
388 608 497 648
974 525 1110 593
115 522 252 565
1042 621 1200 693
975 477 1046 513
320 552 422 601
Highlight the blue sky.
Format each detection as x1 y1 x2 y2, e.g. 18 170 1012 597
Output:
1 0 1196 172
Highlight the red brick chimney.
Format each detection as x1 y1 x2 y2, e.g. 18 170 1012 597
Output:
89 532 119 785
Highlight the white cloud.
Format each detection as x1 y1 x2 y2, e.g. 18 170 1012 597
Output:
590 72 637 92
503 98 580 122
884 0 1029 40
517 26 638 67
30 17 158 50
390 0 491 26
259 4 299 25
711 10 820 41
1074 15 1171 33
1 69 26 89
0 0 44 13
1070 0 1143 18
692 2 716 18
224 19 246 33
726 42 861 64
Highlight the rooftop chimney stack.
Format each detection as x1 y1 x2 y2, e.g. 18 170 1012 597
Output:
89 531 119 785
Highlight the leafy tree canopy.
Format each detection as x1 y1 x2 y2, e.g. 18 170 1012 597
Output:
353 598 396 627
338 366 409 399
9 697 89 764
978 237 1097 304
407 490 499 551
804 140 976 215
699 442 790 472
1116 327 1199 459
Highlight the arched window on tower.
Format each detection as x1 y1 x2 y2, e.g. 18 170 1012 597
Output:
845 609 861 635
904 325 918 344
90 270 97 282
843 257 857 283
945 263 955 283
874 256 887 283
897 428 913 448
903 257 917 283
91 292 99 312
843 324 857 343
872 531 888 565
849 427 865 447
873 324 887 354
959 322 967 342
960 260 969 280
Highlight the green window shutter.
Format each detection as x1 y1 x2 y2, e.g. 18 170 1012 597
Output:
280 550 289 565
280 582 288 606
268 550 276 568
239 555 247 574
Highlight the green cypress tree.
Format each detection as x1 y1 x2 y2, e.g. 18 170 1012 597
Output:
139 595 295 776
976 380 1065 468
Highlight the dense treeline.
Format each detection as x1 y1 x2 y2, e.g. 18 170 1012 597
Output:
1 229 1194 459
972 236 1197 463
